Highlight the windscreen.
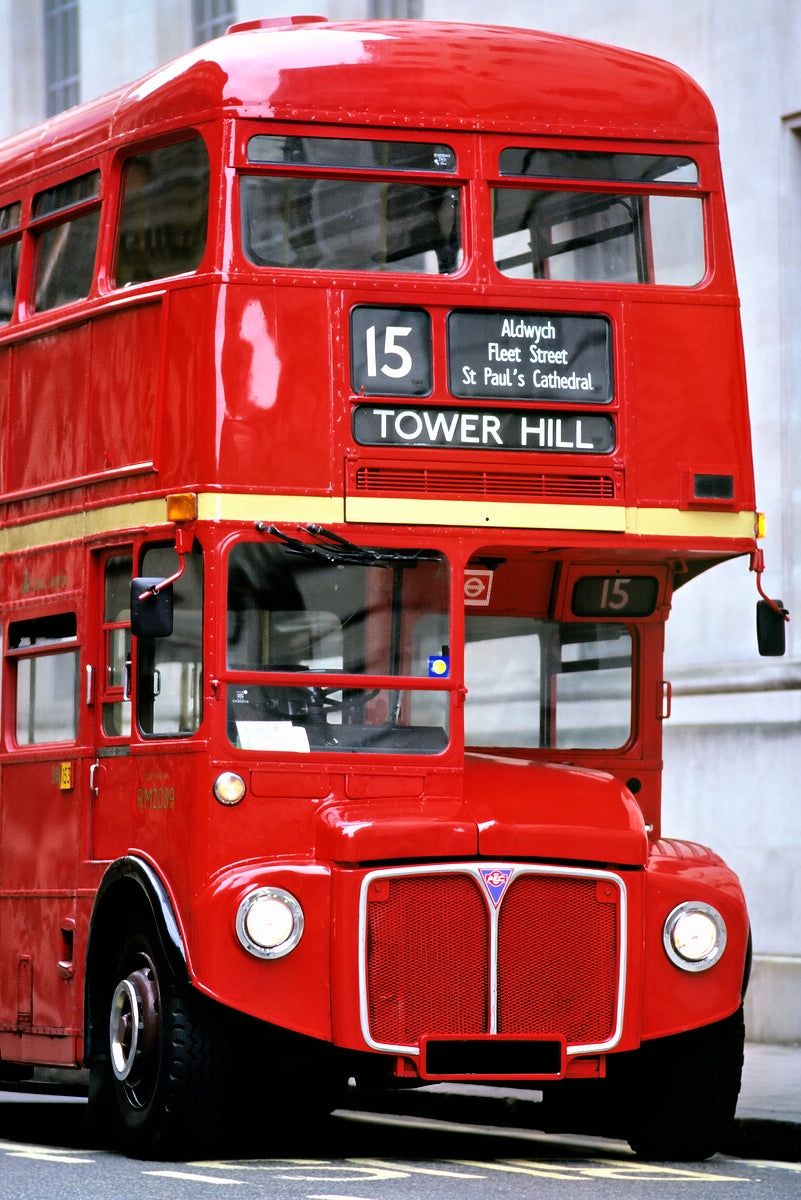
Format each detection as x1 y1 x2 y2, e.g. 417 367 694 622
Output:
226 538 450 754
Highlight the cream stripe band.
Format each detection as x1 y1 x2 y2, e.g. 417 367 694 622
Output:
0 493 757 555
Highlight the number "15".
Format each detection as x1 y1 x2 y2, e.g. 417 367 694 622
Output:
600 577 632 610
351 306 431 396
364 324 413 379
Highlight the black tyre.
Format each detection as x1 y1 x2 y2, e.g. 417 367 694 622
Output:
88 931 231 1158
618 1006 745 1161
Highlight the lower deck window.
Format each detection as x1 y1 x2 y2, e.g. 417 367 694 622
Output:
15 651 80 744
7 612 79 745
465 617 632 750
135 545 203 737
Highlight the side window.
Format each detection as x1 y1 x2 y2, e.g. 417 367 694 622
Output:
115 138 211 286
101 554 132 738
7 613 79 745
0 201 21 325
31 171 101 311
136 544 203 737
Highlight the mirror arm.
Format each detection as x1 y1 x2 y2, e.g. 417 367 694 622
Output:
135 523 194 600
750 548 789 621
138 554 185 599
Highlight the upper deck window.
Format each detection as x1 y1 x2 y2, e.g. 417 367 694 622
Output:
31 170 101 312
240 134 462 275
493 150 704 286
34 172 100 219
0 202 21 325
115 137 210 287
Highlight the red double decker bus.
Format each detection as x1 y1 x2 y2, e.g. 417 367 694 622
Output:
0 17 785 1158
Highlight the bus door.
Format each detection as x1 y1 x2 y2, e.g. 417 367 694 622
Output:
0 604 84 1063
88 549 133 862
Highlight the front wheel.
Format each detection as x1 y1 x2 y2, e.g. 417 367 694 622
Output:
617 1007 745 1161
89 932 230 1158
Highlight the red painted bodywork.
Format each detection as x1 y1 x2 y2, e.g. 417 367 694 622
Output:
0 21 754 1081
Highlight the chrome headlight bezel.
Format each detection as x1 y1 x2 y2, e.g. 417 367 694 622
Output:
235 887 304 960
663 901 727 972
213 771 247 806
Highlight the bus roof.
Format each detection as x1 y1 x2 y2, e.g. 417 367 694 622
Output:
0 19 717 188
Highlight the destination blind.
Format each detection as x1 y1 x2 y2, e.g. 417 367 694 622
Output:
447 310 613 402
352 404 615 453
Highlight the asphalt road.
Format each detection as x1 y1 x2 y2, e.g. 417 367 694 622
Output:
1 1090 800 1200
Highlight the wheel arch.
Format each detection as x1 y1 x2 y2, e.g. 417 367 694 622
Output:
742 923 753 999
84 855 190 1063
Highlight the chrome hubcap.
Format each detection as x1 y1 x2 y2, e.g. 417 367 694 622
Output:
108 953 161 1108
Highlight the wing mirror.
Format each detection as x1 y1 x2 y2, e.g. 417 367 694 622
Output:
757 598 787 657
130 493 196 638
131 577 174 638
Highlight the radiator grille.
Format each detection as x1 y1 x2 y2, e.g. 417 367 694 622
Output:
364 868 621 1052
351 464 616 500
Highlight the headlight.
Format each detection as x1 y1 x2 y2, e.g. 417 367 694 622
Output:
236 888 304 960
663 901 727 972
213 771 246 805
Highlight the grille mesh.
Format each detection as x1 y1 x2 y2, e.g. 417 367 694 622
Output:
365 870 619 1050
366 874 489 1045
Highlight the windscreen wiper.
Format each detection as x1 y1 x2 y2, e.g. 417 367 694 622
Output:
257 522 432 566
255 523 340 562
306 525 429 565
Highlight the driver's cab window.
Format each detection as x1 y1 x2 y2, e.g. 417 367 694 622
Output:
136 543 203 736
225 539 450 754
